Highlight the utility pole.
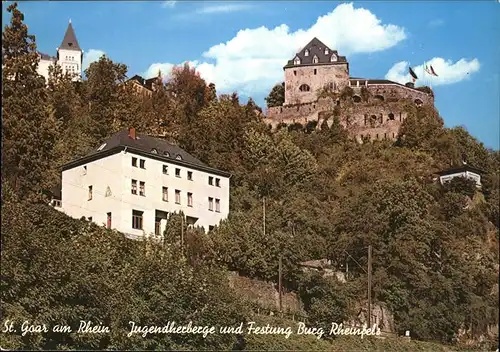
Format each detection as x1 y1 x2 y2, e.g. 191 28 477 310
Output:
278 254 283 313
367 245 372 328
180 214 184 255
263 197 266 237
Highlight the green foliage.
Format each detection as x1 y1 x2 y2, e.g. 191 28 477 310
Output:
265 82 285 108
1 2 57 202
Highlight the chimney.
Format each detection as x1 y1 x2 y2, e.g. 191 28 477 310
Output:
128 127 136 140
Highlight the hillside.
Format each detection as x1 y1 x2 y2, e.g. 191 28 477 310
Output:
1 3 499 351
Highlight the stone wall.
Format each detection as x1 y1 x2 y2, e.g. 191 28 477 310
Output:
227 272 305 315
284 63 349 105
265 83 434 143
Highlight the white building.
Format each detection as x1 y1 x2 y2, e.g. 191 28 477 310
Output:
37 20 83 82
436 164 483 187
54 128 231 238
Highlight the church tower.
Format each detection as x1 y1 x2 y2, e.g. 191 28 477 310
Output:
56 20 83 81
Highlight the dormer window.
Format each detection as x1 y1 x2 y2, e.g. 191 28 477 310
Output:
151 148 158 154
176 154 182 160
312 55 319 64
304 49 309 57
97 143 106 151
164 151 170 157
330 54 337 62
325 48 329 55
294 57 301 65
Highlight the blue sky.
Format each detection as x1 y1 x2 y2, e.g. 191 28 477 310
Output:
3 1 499 149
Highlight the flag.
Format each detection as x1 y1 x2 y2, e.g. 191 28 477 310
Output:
409 67 418 80
430 65 438 76
424 64 432 75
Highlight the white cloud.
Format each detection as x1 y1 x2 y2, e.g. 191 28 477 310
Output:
82 49 106 70
162 1 176 8
144 3 406 96
385 58 481 86
195 3 254 15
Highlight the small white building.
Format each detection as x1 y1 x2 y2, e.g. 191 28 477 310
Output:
37 20 83 82
54 128 231 238
436 164 483 187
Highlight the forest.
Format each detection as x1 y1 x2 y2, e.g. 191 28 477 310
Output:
1 2 499 350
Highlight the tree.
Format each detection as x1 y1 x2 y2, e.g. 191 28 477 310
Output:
265 82 285 108
1 2 57 201
83 55 129 143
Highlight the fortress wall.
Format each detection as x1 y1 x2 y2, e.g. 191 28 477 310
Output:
350 84 433 105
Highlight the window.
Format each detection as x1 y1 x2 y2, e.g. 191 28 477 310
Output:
312 55 319 64
187 171 193 181
155 219 161 236
208 197 214 211
215 198 220 213
314 69 317 75
187 192 193 207
131 179 137 195
324 48 329 55
209 176 214 186
151 148 158 154
88 186 93 200
175 168 181 177
162 187 168 202
294 57 300 65
139 181 145 196
293 70 297 76
304 49 309 57
139 159 145 169
299 84 311 92
132 210 143 230
83 165 87 175
107 212 112 229
164 151 170 157
88 217 92 222
176 154 182 160
388 113 395 121
162 165 168 174
215 178 220 187
175 190 181 204
97 143 106 151
330 54 337 62
132 157 138 167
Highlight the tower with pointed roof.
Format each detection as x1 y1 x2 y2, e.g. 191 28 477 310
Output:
56 20 83 81
283 37 349 105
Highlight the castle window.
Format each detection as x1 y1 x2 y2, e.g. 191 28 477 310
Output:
304 49 309 57
364 114 368 125
384 133 387 139
330 54 337 62
293 70 297 76
312 55 319 64
399 112 402 121
353 95 362 103
388 113 395 121
376 133 379 140
392 133 395 138
294 57 301 65
314 69 317 75
151 148 158 154
325 48 329 55
414 98 423 106
299 84 311 92
379 114 383 124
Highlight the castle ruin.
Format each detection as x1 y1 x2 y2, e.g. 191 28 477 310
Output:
265 38 434 142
